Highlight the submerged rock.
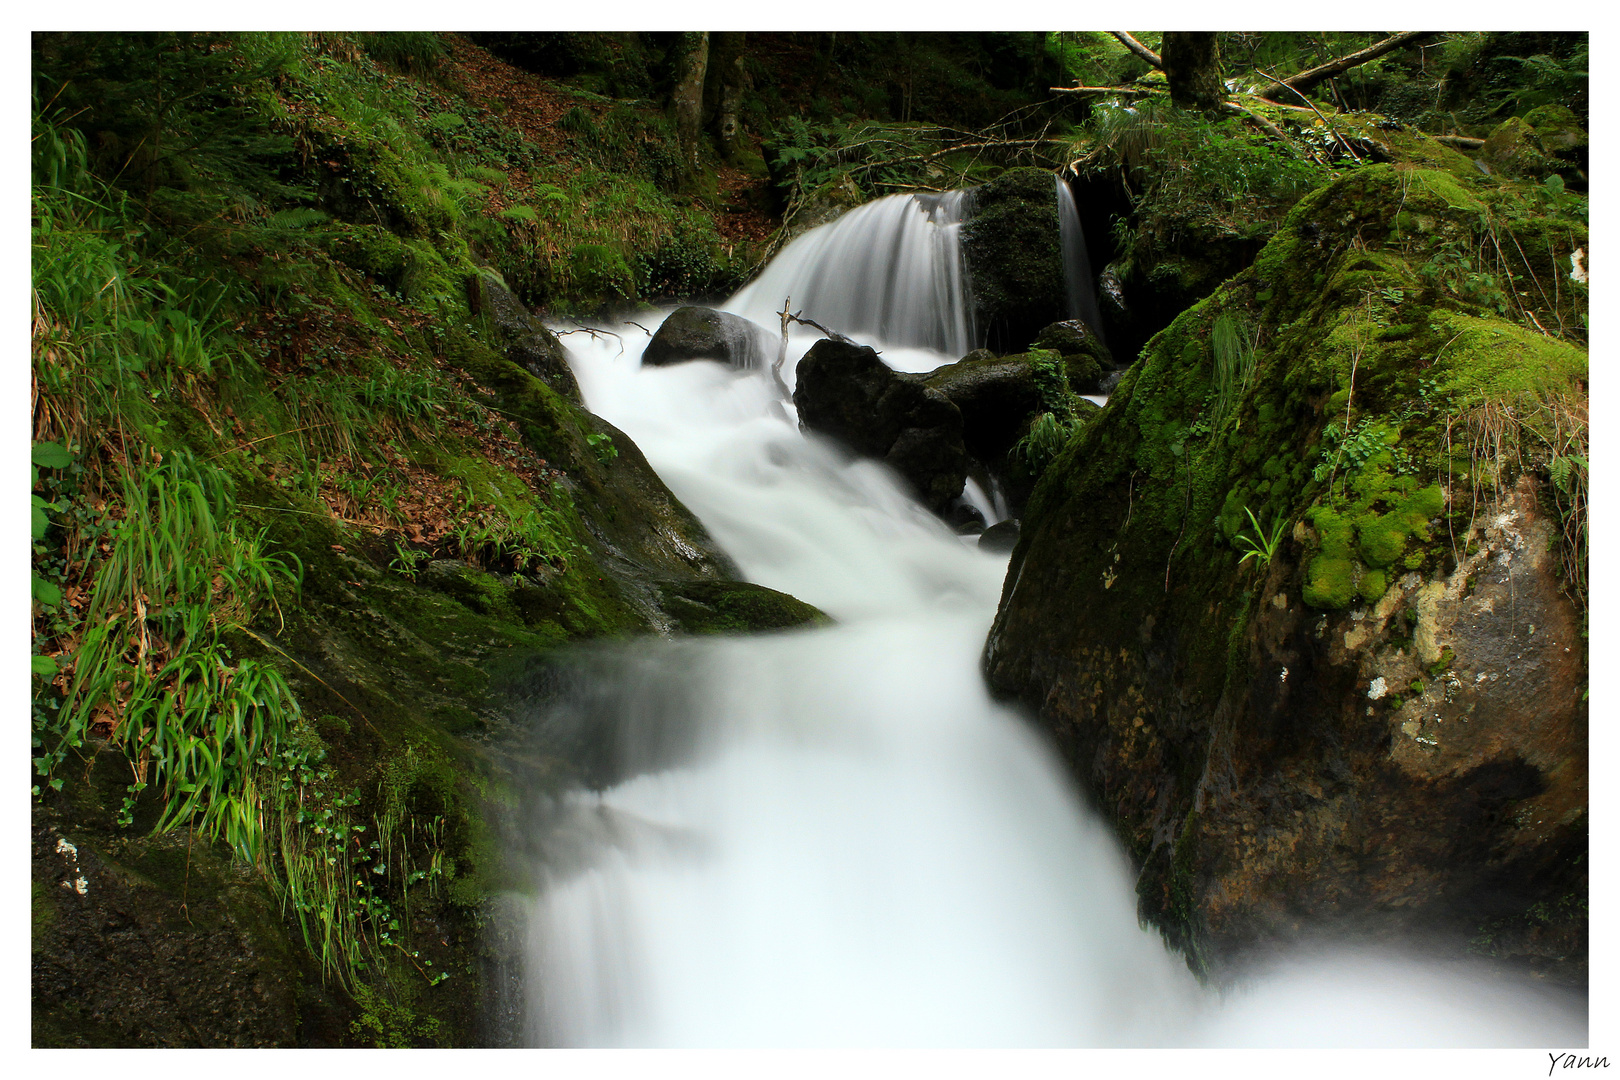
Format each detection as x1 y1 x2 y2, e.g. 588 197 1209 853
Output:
979 519 1019 553
984 163 1589 983
642 305 776 369
792 338 967 515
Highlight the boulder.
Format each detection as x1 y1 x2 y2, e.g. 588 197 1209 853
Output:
469 271 582 403
922 350 1042 467
1481 108 1588 188
1032 319 1119 394
979 519 1019 553
961 167 1068 353
984 164 1589 984
642 305 775 369
792 338 967 514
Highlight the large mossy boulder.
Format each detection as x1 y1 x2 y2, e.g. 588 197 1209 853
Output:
793 338 967 514
983 163 1589 984
642 305 775 369
961 167 1068 353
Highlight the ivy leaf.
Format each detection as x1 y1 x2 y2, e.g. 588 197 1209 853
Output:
32 441 74 469
32 573 62 607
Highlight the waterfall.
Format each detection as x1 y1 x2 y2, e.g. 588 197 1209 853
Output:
727 191 975 360
511 196 1588 1049
1056 173 1104 339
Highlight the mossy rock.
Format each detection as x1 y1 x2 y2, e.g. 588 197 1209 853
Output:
985 162 1588 982
961 167 1067 353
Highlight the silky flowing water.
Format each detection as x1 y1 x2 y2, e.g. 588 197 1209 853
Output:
513 192 1587 1048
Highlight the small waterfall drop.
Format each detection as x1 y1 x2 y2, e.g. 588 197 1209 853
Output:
727 191 975 359
1056 173 1104 339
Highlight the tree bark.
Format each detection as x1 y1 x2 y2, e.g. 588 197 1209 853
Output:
1256 32 1429 102
671 31 709 180
1161 31 1224 114
709 31 747 161
1110 31 1163 70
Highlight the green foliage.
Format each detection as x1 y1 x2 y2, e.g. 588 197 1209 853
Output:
1210 311 1258 430
1233 506 1287 569
1082 101 1335 254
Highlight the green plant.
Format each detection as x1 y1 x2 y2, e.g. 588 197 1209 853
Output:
389 538 429 580
1233 505 1288 568
1012 411 1080 476
1210 311 1259 429
586 431 618 464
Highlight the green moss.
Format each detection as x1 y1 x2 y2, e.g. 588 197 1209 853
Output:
658 580 829 635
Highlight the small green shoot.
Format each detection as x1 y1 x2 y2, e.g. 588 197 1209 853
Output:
1234 506 1288 568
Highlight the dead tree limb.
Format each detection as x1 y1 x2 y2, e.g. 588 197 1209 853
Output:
1050 85 1155 95
1224 101 1289 142
1256 32 1429 101
1435 134 1486 150
1111 31 1163 70
773 298 793 400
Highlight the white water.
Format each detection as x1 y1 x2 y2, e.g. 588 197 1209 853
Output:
727 190 975 364
517 197 1588 1049
1056 174 1104 339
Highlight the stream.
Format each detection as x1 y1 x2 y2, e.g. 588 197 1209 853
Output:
513 191 1587 1048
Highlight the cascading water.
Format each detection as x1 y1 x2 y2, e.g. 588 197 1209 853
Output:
512 195 1587 1048
727 191 975 364
1056 174 1104 340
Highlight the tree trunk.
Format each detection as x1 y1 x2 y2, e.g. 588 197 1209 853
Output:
671 31 709 181
708 31 746 161
1161 31 1223 114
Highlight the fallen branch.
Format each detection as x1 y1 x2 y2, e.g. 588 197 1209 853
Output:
1434 134 1486 150
1225 101 1289 142
1257 32 1429 101
1111 31 1163 70
1050 85 1156 95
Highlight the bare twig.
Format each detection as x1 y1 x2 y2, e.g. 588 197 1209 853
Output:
1255 68 1362 163
624 320 653 337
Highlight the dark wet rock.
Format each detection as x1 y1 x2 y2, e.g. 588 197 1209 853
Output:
961 167 1067 353
979 519 1019 553
32 789 306 1047
922 352 1042 469
793 338 967 515
944 499 987 534
984 163 1589 984
469 271 582 403
642 305 775 369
